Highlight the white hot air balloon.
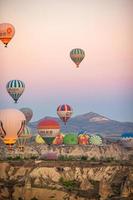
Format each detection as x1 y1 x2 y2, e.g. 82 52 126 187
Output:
0 109 26 150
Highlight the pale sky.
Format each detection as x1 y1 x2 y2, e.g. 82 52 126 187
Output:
0 0 133 122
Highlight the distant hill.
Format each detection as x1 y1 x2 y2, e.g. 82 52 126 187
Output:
29 112 133 136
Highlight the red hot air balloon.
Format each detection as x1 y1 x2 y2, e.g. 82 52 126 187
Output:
0 23 15 47
57 104 73 125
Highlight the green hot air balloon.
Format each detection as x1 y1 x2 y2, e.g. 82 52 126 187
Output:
16 126 32 151
63 133 78 145
70 48 85 68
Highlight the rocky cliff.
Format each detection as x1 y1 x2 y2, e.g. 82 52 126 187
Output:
0 161 133 200
0 143 129 161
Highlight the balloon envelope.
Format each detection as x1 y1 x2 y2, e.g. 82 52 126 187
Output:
6 80 25 103
70 48 85 68
16 126 32 151
53 133 64 145
57 104 73 125
35 134 45 144
90 135 103 145
63 133 78 145
0 23 15 47
0 109 26 148
37 119 60 145
78 134 89 145
20 108 33 123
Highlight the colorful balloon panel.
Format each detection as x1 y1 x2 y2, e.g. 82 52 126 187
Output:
35 135 45 144
6 80 25 103
70 48 85 68
43 137 55 145
0 23 15 47
57 104 73 125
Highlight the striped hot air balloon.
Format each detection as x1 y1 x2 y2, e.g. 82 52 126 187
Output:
57 104 73 125
0 23 15 47
6 80 25 103
70 48 85 68
37 119 60 145
16 126 32 151
90 135 103 146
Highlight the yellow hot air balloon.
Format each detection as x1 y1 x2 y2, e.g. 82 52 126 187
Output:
35 134 45 144
0 23 15 47
0 109 26 150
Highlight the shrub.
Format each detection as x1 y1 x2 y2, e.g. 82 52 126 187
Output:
90 157 97 161
104 157 115 162
81 155 88 161
30 155 38 160
59 177 80 191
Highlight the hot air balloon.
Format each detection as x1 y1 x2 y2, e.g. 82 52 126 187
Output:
57 104 73 125
37 119 60 145
121 133 133 148
70 48 85 68
78 134 89 145
78 129 88 135
35 134 45 144
20 108 33 123
0 23 15 47
53 133 64 145
63 133 78 145
90 135 103 146
0 109 26 150
6 80 25 103
16 126 32 151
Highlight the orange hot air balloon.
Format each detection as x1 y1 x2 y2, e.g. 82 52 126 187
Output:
53 133 64 145
78 134 89 145
0 109 26 150
0 23 15 47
